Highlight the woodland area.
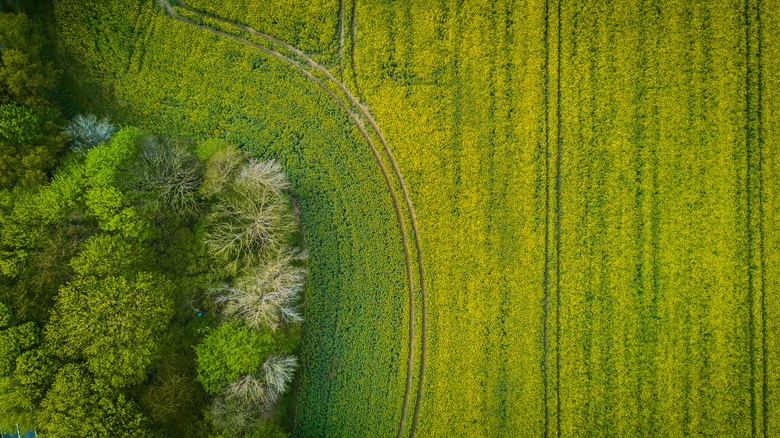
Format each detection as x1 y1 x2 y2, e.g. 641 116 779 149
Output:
0 2 305 437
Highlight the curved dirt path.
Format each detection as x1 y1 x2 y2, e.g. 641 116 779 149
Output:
159 2 428 436
349 0 365 102
337 0 345 80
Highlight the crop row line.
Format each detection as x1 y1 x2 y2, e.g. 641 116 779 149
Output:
554 0 563 434
156 1 427 436
543 0 562 434
542 0 550 438
759 0 767 433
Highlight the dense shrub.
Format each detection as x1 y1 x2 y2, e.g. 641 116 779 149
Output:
45 273 174 388
194 320 276 394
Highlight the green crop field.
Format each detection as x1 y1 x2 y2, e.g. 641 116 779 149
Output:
52 0 778 436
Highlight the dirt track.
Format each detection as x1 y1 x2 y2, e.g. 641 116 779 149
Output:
158 1 428 436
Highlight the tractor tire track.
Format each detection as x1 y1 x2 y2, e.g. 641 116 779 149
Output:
757 0 767 433
161 2 427 436
542 0 551 435
349 0 365 102
337 0 345 81
745 0 757 434
555 0 563 433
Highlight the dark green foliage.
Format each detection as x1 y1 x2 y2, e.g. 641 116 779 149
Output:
0 11 65 188
0 305 41 431
0 12 57 107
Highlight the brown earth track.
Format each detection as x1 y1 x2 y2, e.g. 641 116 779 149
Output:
349 0 365 103
337 0 345 80
159 2 428 436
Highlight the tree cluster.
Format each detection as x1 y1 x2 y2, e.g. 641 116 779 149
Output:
193 142 306 437
0 12 65 188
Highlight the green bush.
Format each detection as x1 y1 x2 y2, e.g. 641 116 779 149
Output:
194 319 276 394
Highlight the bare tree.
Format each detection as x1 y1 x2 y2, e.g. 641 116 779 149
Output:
127 137 202 219
62 113 116 154
207 393 257 435
262 354 298 395
222 353 298 412
224 373 277 410
233 159 289 197
213 248 306 330
203 160 296 274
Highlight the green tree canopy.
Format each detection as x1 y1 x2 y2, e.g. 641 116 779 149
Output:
37 364 150 438
0 302 41 431
45 273 174 388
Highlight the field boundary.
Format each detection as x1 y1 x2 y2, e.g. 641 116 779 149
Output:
157 2 428 436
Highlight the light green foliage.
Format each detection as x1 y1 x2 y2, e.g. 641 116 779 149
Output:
0 320 36 375
0 375 35 431
14 348 59 402
83 127 142 187
37 364 150 438
69 233 151 278
45 273 174 388
195 320 276 394
0 307 40 431
195 137 232 161
0 348 57 431
81 127 154 239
